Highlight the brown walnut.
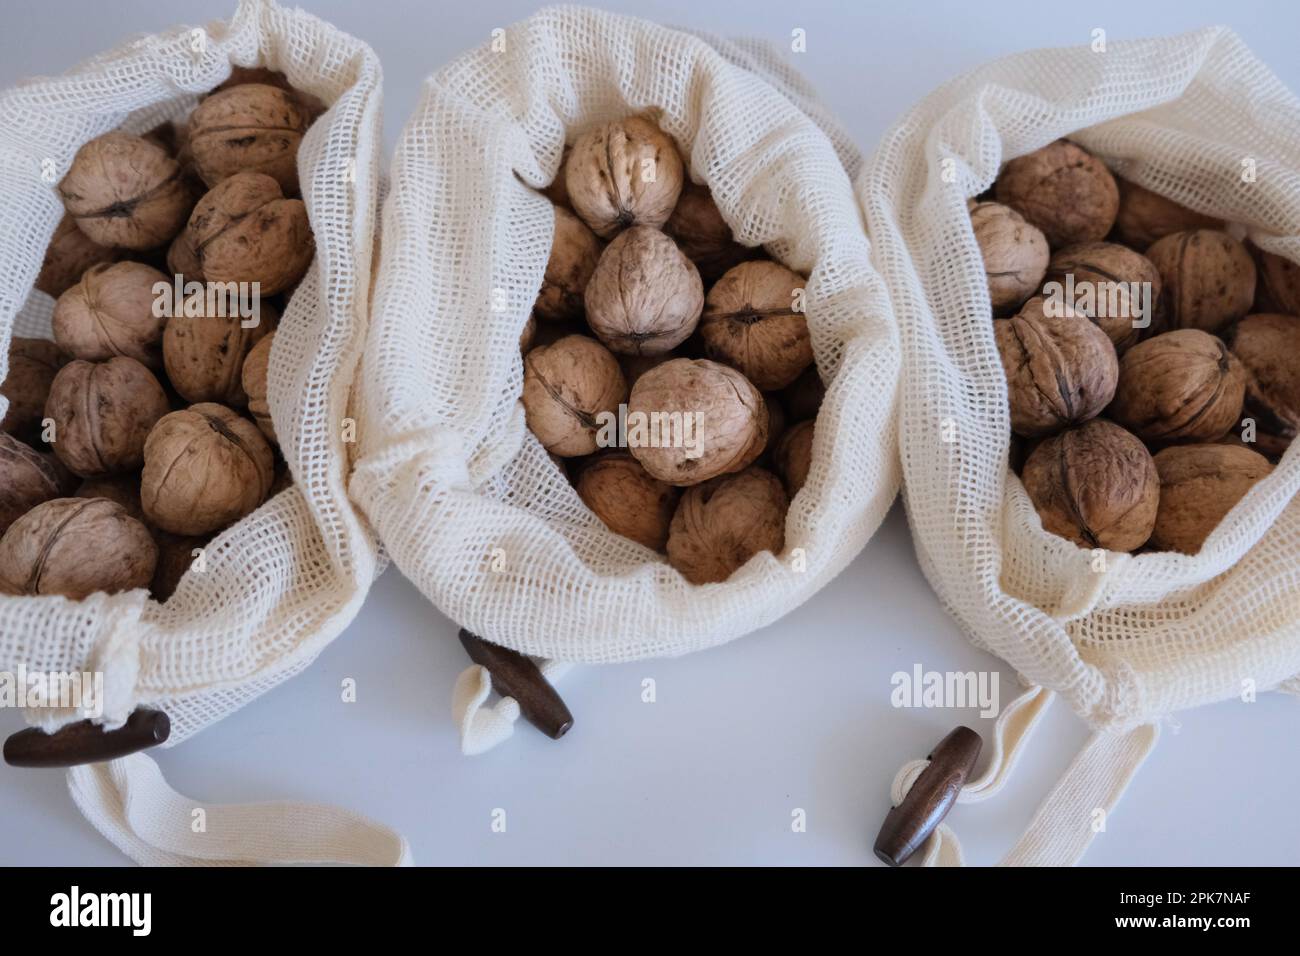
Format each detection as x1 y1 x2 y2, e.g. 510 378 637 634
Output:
585 225 703 355
1151 444 1273 554
969 200 1049 314
163 294 275 405
576 450 680 552
0 434 60 535
773 420 814 498
1145 230 1255 334
522 335 627 457
242 331 277 444
36 215 120 298
212 67 327 123
188 84 309 193
53 261 170 369
1230 313 1300 457
565 116 684 238
995 140 1119 248
151 530 211 603
698 260 812 391
666 467 788 584
665 183 758 283
1252 245 1300 315
45 357 169 478
1043 242 1162 352
2 338 65 440
535 206 601 323
1113 178 1223 249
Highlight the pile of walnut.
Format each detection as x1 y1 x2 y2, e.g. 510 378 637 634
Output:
0 68 315 603
522 114 822 584
979 138 1297 556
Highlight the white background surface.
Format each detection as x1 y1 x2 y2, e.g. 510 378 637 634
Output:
2 0 1297 867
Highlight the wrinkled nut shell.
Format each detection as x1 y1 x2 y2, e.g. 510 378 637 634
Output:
699 261 812 391
0 497 157 599
2 337 65 440
576 451 680 552
995 140 1119 248
585 225 703 355
1044 242 1162 352
522 335 627 457
242 331 277 444
1021 419 1158 552
565 116 684 238
141 402 275 536
995 296 1118 438
1114 178 1223 250
1109 329 1245 444
53 261 170 369
666 466 788 585
627 357 767 486
536 207 601 323
188 173 315 295
1151 444 1273 554
0 434 60 535
1146 230 1255 334
773 419 814 498
212 67 327 123
189 84 308 193
36 215 120 299
58 132 190 250
665 183 758 283
1252 246 1300 315
163 295 275 405
970 201 1049 314
1231 312 1300 454
45 357 170 478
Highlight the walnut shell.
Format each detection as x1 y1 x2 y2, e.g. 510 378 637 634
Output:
522 335 627 457
141 403 275 535
53 261 170 369
664 183 758 283
627 358 767 486
585 226 703 355
781 364 825 422
189 84 308 193
773 419 814 498
666 467 788 584
186 173 315 295
1252 246 1300 315
576 450 680 552
45 357 169 478
0 497 156 599
1022 419 1158 552
1043 242 1162 352
163 294 275 405
1114 178 1223 249
166 225 204 283
994 295 1118 437
542 147 572 209
1230 313 1300 456
75 473 144 522
536 207 601 323
1151 444 1273 554
2 337 65 440
1146 230 1255 334
969 200 1049 314
242 331 277 444
36 215 120 298
698 261 812 391
1109 329 1245 444
565 116 684 238
151 529 210 603
995 140 1119 248
0 434 60 535
58 132 190 250
212 67 327 123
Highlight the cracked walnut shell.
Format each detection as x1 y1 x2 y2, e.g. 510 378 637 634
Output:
565 116 684 238
584 225 703 355
699 260 812 391
666 466 788 584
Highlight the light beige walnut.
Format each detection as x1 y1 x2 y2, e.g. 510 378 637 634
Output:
666 467 788 584
585 226 702 355
698 261 812 391
969 200 1049 314
565 116 684 238
45 357 170 478
535 207 601 323
522 335 627 457
53 261 170 369
0 434 61 535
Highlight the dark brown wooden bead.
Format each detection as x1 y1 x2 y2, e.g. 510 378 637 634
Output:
874 725 981 867
3 707 170 768
458 630 573 740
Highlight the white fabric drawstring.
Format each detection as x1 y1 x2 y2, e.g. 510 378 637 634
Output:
453 659 572 755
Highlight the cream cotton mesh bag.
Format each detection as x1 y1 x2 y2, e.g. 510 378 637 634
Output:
351 6 899 754
861 27 1300 864
0 0 409 865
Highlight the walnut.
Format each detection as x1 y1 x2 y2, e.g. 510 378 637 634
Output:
242 331 276 444
666 467 788 584
773 419 814 498
576 450 680 552
969 200 1049 314
1109 329 1246 444
1151 444 1273 554
185 173 314 295
1145 230 1255 334
52 261 170 369
565 116 684 238
2 338 65 441
58 132 190 250
0 497 156 599
1230 313 1300 457
0 434 60 535
45 357 169 478
781 364 825 422
1021 419 1158 552
1043 242 1162 352
995 140 1119 248
522 335 627 457
74 473 144 522
542 147 572 209
41 451 79 495
665 182 758 283
536 206 601 323
212 67 327 123
626 358 767 485
585 226 703 355
763 394 786 458
151 529 210 603
698 261 812 390
166 225 204 283
163 293 275 405
1113 178 1223 249
141 403 275 536
994 295 1118 437
36 215 120 298
188 84 309 193
1252 245 1300 315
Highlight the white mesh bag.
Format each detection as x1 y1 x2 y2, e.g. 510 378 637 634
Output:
0 0 408 865
862 28 1300 864
351 5 899 750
